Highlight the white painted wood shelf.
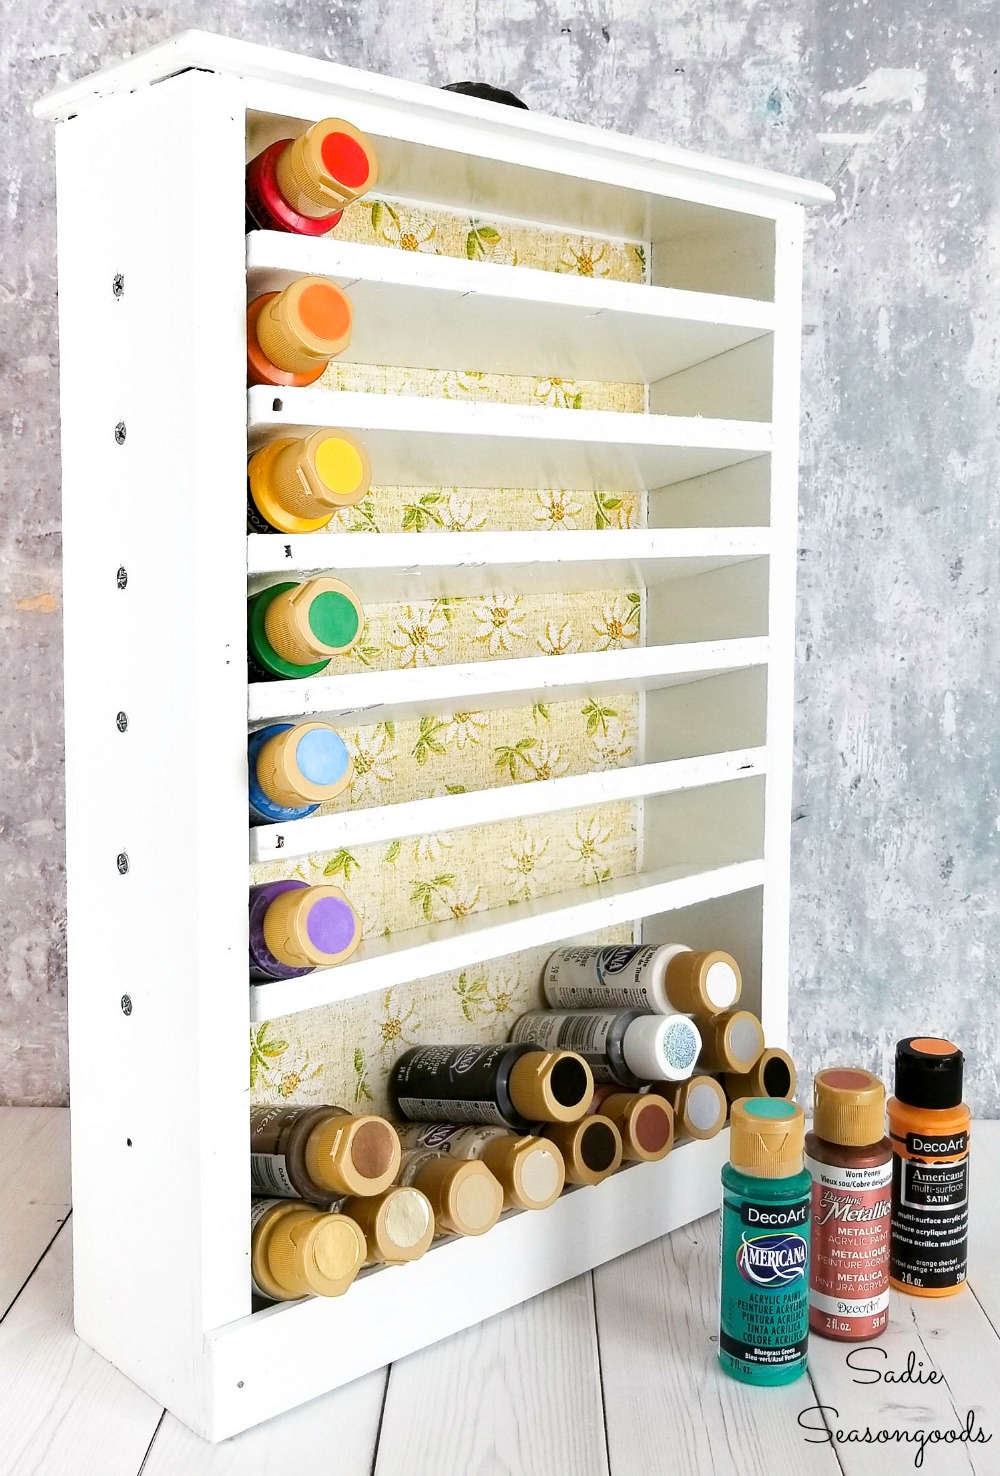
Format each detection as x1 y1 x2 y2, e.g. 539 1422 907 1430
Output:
250 745 767 862
248 636 770 725
247 387 772 491
42 29 829 1443
250 858 767 1022
246 527 770 590
247 231 774 383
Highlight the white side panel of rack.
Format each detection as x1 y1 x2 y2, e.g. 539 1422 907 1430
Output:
56 71 249 1435
758 208 805 1046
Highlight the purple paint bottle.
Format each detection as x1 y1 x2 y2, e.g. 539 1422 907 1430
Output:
250 880 361 981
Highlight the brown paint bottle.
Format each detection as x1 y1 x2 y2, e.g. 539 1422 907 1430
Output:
250 1104 401 1203
805 1068 892 1341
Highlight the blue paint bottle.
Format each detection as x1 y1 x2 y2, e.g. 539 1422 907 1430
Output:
248 721 353 824
718 1097 811 1385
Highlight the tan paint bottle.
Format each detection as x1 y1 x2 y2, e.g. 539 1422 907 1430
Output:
397 1150 505 1236
334 1186 436 1264
251 1198 367 1302
250 1104 401 1203
395 1122 566 1211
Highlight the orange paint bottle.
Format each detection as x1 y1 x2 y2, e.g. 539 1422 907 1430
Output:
888 1037 970 1297
247 275 353 387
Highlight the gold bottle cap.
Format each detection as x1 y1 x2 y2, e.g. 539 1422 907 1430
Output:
255 722 354 808
478 1134 566 1210
254 276 353 375
599 1092 674 1163
508 1049 594 1124
341 1186 435 1263
406 1157 504 1236
275 117 379 217
729 1097 805 1178
262 576 364 667
304 1112 402 1198
696 1009 765 1074
665 949 742 1015
257 1202 367 1299
813 1067 886 1147
660 1075 729 1140
724 1048 797 1104
262 884 362 969
249 431 372 532
543 1116 623 1186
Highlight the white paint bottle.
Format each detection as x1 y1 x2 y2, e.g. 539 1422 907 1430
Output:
542 943 741 1017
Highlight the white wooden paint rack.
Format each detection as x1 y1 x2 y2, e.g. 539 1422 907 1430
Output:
37 32 831 1441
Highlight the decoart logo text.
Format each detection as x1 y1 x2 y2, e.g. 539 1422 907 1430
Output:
737 1232 808 1287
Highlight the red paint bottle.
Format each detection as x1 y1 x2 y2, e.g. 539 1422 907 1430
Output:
805 1067 892 1341
246 117 378 235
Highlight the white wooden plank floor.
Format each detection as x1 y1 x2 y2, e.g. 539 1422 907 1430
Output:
2 1110 998 1476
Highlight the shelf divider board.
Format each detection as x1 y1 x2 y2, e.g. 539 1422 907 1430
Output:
246 528 770 592
248 636 770 726
41 32 825 1443
249 857 766 1022
247 387 772 491
247 232 774 383
250 745 767 862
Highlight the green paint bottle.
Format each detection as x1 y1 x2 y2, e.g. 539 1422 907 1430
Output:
718 1097 811 1385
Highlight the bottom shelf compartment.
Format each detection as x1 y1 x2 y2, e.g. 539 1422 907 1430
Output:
209 1131 729 1441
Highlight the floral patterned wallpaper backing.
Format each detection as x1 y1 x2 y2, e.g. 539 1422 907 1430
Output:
251 927 636 1118
250 196 654 1111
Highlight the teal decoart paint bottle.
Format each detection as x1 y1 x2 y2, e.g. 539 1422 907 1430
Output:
719 1097 811 1385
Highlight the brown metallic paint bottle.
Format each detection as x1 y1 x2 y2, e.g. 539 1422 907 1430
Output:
805 1068 892 1341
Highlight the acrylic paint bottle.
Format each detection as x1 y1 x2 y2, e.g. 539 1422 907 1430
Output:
659 1075 729 1141
248 577 364 682
248 430 372 535
251 1198 367 1302
696 1009 765 1075
543 943 741 1016
587 1086 674 1163
543 1115 624 1186
249 880 361 980
888 1037 970 1297
396 1150 504 1236
332 1186 436 1265
392 1043 594 1131
247 276 353 388
724 1048 797 1104
394 1122 566 1211
246 117 378 235
806 1068 891 1341
718 1098 811 1386
250 1103 401 1203
248 721 354 824
508 1008 701 1090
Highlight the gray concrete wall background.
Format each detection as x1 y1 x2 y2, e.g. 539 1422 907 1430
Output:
2 1 997 1108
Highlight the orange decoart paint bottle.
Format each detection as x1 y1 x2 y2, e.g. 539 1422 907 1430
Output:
888 1037 970 1296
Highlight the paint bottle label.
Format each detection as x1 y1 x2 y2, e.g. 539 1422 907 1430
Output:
890 1135 969 1291
396 1122 509 1154
394 1095 510 1128
544 944 682 1010
718 1192 810 1375
806 1155 891 1338
250 1151 298 1198
509 1010 618 1082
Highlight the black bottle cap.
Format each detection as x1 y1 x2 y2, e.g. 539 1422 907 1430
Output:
442 81 529 109
894 1036 964 1109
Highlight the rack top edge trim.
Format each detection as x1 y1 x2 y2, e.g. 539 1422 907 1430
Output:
34 29 834 207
